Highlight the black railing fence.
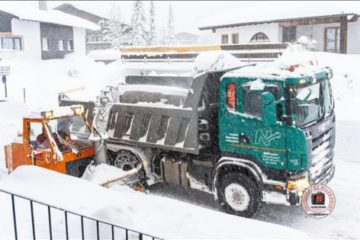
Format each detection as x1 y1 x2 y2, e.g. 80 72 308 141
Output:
0 189 163 240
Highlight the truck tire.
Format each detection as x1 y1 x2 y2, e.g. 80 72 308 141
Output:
112 150 140 171
218 173 261 218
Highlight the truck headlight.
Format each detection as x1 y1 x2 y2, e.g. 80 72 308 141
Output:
287 176 309 191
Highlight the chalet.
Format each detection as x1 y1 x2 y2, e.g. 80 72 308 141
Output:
55 3 110 53
55 3 130 53
198 3 360 54
0 2 99 60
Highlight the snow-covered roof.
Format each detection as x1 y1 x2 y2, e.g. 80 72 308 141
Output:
198 2 360 30
0 5 100 31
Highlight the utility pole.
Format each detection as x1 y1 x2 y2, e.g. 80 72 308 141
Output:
2 75 7 98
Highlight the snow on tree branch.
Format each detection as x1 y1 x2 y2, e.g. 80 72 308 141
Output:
131 0 148 46
147 0 157 46
166 3 176 45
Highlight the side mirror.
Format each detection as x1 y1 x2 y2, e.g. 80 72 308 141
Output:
261 92 277 126
100 97 110 106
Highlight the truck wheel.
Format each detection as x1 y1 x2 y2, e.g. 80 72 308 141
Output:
113 150 140 171
218 173 261 218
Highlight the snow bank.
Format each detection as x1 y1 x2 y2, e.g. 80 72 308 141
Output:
87 49 122 61
0 102 29 172
82 163 136 188
193 51 245 74
312 52 360 121
0 166 308 239
0 55 108 108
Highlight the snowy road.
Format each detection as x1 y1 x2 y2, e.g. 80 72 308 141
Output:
1 98 359 239
149 120 360 240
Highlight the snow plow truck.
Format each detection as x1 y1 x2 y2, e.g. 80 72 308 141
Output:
4 105 96 177
60 60 335 217
5 60 336 218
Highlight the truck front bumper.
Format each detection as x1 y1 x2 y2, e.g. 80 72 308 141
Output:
263 165 335 206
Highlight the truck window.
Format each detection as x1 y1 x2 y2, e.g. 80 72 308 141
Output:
29 122 50 149
242 85 280 118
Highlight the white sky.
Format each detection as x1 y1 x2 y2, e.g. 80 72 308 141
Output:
1 1 360 36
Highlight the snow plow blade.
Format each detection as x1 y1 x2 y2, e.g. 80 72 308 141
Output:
58 94 95 123
107 74 208 154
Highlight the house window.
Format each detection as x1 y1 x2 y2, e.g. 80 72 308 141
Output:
231 33 239 44
0 37 22 50
42 37 49 51
325 27 340 53
250 32 270 43
282 26 297 43
221 34 229 44
66 40 73 51
58 40 64 51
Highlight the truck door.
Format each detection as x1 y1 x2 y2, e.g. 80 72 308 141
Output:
219 80 287 170
27 121 54 167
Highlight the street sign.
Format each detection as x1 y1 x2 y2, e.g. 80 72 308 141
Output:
0 66 10 98
0 66 10 76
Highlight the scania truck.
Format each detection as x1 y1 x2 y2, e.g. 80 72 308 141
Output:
73 61 335 218
8 59 335 218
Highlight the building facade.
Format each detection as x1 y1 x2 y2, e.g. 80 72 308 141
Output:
0 5 98 60
199 13 360 54
55 4 119 53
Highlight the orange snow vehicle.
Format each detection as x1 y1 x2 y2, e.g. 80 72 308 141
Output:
4 105 96 177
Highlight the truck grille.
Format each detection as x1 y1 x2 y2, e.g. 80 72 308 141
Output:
308 122 335 184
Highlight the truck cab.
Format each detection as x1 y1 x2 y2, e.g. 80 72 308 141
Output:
216 63 335 215
4 105 95 177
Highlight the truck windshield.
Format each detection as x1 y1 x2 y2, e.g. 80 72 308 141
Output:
289 79 334 127
47 115 92 152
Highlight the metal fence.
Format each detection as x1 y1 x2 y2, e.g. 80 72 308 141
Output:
0 188 163 240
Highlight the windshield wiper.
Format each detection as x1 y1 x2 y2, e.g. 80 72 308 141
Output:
56 133 81 156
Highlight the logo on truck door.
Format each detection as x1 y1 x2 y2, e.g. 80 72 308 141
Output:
255 130 281 146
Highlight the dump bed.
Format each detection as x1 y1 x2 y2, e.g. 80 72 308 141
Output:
106 74 208 154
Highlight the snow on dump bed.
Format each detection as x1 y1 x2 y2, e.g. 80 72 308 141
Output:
0 166 308 239
118 84 189 96
193 51 246 74
82 163 138 188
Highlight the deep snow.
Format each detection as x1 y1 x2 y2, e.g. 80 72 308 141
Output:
0 50 359 239
0 166 308 239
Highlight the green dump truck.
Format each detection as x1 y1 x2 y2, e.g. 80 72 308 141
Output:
61 62 336 218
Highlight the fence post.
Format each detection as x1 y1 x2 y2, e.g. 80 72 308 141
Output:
64 211 69 240
11 194 18 240
48 206 53 240
30 200 36 240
